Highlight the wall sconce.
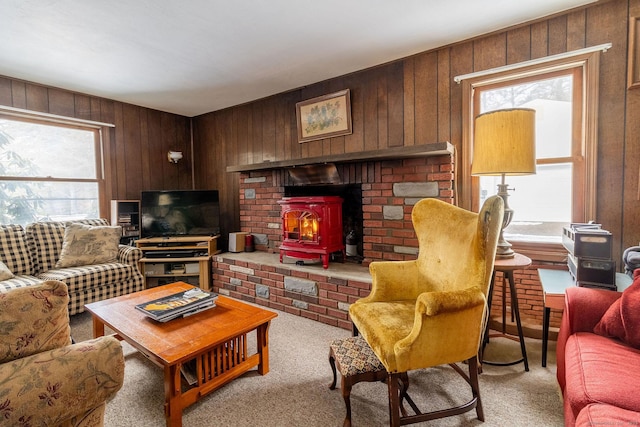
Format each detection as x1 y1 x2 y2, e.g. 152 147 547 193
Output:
167 151 183 164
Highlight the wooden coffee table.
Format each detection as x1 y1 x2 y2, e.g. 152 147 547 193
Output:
85 282 278 427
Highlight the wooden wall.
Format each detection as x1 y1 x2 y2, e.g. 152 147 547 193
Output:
0 77 193 219
626 0 640 259
0 0 638 266
194 0 640 265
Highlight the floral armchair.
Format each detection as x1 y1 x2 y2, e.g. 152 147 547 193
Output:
0 280 124 426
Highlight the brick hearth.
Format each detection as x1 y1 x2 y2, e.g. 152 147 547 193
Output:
214 252 371 330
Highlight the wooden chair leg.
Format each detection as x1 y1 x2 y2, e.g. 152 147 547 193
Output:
469 355 484 421
398 373 422 416
329 352 338 390
398 372 409 416
387 372 401 427
341 377 353 427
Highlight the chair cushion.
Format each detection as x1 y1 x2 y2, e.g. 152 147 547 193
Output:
64 276 144 316
349 300 415 372
594 272 640 348
0 280 71 363
564 332 640 419
0 224 33 276
330 335 385 377
0 275 44 292
55 223 121 268
38 262 137 294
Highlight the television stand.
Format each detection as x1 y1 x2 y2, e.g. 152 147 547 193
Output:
136 235 220 290
156 241 188 247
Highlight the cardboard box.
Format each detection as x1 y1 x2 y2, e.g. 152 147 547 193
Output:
144 263 166 276
229 232 249 252
185 262 200 274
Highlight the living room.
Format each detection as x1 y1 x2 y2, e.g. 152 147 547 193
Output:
1 0 640 426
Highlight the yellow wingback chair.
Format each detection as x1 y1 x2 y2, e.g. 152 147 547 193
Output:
348 195 504 426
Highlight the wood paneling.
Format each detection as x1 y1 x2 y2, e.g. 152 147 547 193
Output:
414 51 439 146
567 10 587 51
48 88 74 117
25 84 47 112
531 22 550 59
387 62 404 147
11 81 27 109
436 50 451 145
403 58 416 147
507 27 532 64
74 94 92 120
193 0 638 265
549 16 569 55
362 70 379 151
622 0 640 255
0 78 11 104
588 0 628 260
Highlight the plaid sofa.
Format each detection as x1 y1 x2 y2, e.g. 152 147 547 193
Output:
0 219 144 315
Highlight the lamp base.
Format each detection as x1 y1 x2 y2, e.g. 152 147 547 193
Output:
496 181 515 259
495 242 515 259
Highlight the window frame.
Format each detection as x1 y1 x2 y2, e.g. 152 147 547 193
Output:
0 106 113 222
458 50 602 260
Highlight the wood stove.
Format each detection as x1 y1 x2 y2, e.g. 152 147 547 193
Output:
278 196 344 269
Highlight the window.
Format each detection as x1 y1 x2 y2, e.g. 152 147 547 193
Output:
458 47 604 253
0 108 110 226
476 70 580 243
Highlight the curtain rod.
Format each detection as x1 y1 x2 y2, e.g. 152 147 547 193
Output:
453 43 612 84
0 105 115 128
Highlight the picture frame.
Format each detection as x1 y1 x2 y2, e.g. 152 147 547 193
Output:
629 17 640 89
296 89 352 143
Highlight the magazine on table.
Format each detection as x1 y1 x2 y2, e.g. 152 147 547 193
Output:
135 287 218 322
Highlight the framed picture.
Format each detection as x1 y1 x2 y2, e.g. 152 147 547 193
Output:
629 17 640 89
296 89 352 143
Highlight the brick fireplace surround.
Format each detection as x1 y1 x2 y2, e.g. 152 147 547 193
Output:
213 155 563 335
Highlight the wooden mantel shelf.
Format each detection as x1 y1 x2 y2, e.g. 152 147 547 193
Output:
226 141 454 173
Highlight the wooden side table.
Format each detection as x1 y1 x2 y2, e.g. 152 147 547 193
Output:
482 253 531 372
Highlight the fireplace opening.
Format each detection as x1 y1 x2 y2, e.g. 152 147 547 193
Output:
284 184 363 263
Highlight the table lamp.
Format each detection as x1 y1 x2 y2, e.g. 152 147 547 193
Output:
471 108 536 259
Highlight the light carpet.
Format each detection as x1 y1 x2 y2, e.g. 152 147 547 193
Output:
70 305 563 427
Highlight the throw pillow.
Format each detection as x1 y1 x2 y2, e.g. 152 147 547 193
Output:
55 223 121 268
0 260 14 281
0 224 32 275
593 270 640 348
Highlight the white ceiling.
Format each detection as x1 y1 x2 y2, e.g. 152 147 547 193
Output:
1 0 596 117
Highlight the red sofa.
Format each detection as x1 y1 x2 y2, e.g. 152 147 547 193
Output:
556 273 640 426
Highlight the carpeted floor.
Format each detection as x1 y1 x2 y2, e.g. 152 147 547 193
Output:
70 304 563 427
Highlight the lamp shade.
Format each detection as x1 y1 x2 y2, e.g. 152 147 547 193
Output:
471 108 536 176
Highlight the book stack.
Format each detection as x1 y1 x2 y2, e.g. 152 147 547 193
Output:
135 287 218 322
117 213 139 237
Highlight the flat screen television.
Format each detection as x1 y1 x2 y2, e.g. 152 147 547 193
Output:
140 190 220 238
